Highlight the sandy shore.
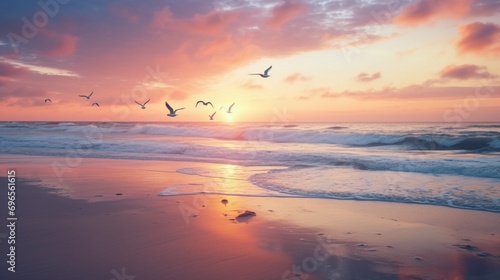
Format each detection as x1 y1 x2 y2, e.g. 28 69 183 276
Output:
1 155 499 279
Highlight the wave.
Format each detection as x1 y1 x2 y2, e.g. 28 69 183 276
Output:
1 131 499 179
248 166 500 213
2 122 499 151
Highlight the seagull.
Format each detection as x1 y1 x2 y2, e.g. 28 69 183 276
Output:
220 102 235 113
196 100 214 108
92 103 99 107
209 111 216 120
44 99 51 103
249 66 272 78
135 99 150 109
165 101 185 117
79 91 93 99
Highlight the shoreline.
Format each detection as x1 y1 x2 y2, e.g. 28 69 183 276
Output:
1 156 500 279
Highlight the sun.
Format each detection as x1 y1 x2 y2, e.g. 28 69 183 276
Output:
226 114 234 122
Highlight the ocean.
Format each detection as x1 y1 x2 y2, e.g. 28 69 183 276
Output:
1 121 499 212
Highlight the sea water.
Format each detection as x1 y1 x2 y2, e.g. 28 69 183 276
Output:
1 122 499 212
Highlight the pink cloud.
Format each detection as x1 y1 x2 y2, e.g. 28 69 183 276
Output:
356 72 381 82
266 0 308 28
284 73 310 84
456 22 500 55
34 29 79 57
0 62 28 77
440 64 494 79
395 0 472 26
0 86 47 104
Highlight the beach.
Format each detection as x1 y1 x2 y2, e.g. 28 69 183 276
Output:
1 155 499 280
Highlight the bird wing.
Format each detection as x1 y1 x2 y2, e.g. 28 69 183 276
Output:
165 102 174 113
219 106 226 111
78 95 87 97
135 101 142 106
144 99 150 105
264 65 272 75
89 91 93 97
196 101 203 107
228 103 235 110
174 108 185 113
211 111 217 117
207 102 214 108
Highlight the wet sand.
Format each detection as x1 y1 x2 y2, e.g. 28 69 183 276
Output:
0 155 499 279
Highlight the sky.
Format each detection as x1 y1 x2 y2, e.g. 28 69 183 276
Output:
0 0 499 123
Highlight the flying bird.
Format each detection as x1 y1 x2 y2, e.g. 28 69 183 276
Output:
92 103 99 107
196 100 214 108
220 102 235 113
44 99 51 103
79 91 93 99
209 111 216 120
249 66 272 78
165 101 185 117
135 99 150 109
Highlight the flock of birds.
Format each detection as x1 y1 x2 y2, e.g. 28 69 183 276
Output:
44 66 272 120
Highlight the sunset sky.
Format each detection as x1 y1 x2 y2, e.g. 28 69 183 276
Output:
0 0 499 122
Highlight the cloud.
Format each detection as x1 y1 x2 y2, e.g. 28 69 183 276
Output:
284 73 310 84
0 62 28 77
395 0 472 26
356 72 381 82
152 6 235 36
36 31 79 57
0 86 47 104
110 4 140 23
440 64 495 79
0 58 79 77
266 0 308 28
317 84 499 100
165 90 189 101
470 0 500 17
456 22 500 55
242 80 263 90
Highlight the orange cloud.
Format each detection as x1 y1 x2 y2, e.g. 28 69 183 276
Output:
456 22 500 55
284 73 310 84
395 0 472 26
242 80 263 90
356 72 381 82
440 64 495 79
266 0 308 28
317 84 499 100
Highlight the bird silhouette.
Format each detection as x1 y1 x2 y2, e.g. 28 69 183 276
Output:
220 102 235 113
249 66 272 78
135 99 150 109
79 91 93 99
165 101 185 117
196 100 214 108
209 111 216 120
